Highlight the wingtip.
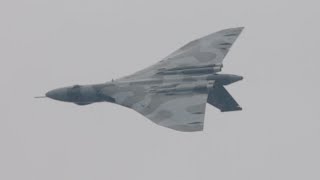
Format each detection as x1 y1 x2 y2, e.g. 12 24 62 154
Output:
217 27 245 34
232 27 245 31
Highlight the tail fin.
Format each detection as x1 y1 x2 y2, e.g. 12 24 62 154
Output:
207 85 242 112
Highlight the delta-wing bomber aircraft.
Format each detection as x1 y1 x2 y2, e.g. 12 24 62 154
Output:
41 27 244 132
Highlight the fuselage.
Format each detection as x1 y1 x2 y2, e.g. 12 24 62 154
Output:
45 73 243 105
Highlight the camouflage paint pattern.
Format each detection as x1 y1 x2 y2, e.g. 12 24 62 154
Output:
45 27 244 132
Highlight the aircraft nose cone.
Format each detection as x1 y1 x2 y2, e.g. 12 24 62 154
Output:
46 88 68 101
45 89 58 100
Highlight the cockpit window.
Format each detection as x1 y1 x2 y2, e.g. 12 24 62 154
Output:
68 85 81 101
72 85 81 89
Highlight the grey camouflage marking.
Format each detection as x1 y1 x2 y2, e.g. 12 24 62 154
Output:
45 27 244 132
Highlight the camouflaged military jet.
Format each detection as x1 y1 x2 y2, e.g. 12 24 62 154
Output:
42 27 244 132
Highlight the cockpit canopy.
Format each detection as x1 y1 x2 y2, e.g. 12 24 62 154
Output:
72 85 81 89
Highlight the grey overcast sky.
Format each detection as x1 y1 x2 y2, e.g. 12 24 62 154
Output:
1 0 320 179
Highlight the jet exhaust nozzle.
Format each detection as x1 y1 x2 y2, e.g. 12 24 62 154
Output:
208 74 243 85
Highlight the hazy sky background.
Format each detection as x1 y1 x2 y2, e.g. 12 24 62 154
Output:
1 0 320 179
